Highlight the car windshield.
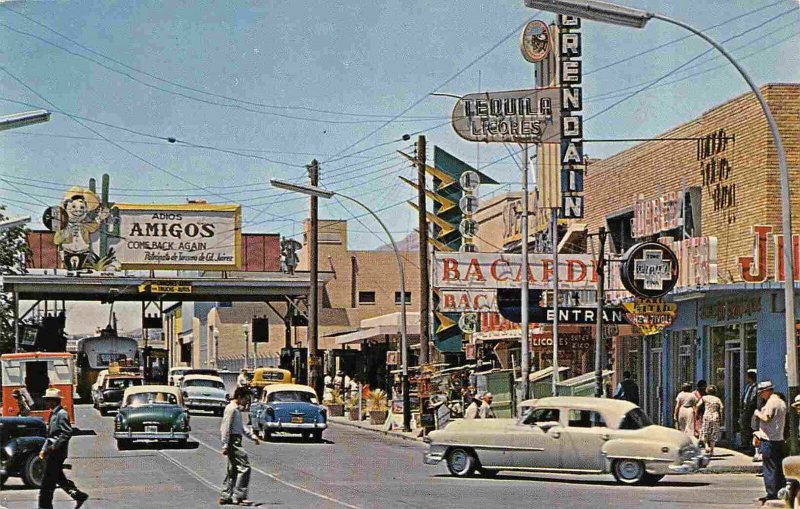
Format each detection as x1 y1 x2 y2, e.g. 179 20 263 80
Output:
619 408 654 430
267 390 315 403
186 370 218 377
184 379 224 390
125 392 178 407
106 378 142 390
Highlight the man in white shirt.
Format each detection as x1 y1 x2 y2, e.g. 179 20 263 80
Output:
479 393 496 419
219 386 260 506
464 397 481 419
753 380 787 503
236 368 249 388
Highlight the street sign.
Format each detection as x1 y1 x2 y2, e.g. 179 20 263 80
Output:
620 242 679 298
451 88 561 144
520 20 552 63
138 281 192 294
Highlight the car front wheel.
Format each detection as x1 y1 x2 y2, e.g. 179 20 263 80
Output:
22 453 45 488
612 459 646 485
446 448 477 477
117 439 132 451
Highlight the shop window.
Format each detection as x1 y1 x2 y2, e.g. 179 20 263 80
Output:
607 211 635 255
394 291 412 305
671 329 696 389
358 291 376 305
744 323 757 373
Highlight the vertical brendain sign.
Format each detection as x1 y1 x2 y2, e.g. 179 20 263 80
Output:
558 15 584 219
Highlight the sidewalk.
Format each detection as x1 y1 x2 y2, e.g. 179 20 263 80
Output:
329 417 760 474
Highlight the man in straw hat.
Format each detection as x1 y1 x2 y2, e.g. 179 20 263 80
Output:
753 380 787 504
37 388 88 509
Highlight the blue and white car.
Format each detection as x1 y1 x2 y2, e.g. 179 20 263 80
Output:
249 383 326 442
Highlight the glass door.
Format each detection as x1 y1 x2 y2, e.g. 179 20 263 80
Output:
724 344 742 443
644 338 663 424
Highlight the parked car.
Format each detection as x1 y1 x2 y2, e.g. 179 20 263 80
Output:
250 367 293 392
184 368 219 378
114 385 190 450
423 396 709 485
250 383 326 441
94 374 144 415
168 367 191 387
0 416 47 488
180 374 228 416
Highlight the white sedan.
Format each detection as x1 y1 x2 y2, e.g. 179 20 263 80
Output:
424 396 709 485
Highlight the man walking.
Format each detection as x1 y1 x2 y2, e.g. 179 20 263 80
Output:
614 371 640 406
220 386 260 506
753 380 787 504
38 388 88 509
478 392 496 419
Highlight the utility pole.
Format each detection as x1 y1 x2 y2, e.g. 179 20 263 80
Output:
416 135 430 366
551 208 560 396
594 227 607 398
308 159 322 399
520 144 531 401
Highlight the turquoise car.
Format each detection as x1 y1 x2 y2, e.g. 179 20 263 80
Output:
114 385 190 450
249 383 326 442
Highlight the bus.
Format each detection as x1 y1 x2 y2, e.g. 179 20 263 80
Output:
75 327 138 401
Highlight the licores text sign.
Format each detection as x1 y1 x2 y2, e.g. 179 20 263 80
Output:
111 204 241 270
433 252 596 290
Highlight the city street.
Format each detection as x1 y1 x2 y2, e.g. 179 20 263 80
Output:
0 404 767 509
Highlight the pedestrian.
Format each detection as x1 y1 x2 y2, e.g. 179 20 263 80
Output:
323 373 334 403
673 382 697 436
479 392 496 419
236 368 249 388
219 386 260 506
693 379 708 440
348 375 359 402
613 371 640 405
11 388 31 416
753 380 787 504
740 369 758 451
699 385 723 455
38 388 89 509
464 395 482 419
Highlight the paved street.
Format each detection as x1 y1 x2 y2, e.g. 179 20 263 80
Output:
0 404 767 509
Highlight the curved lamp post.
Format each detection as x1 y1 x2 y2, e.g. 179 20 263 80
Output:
0 110 50 131
525 0 797 446
270 179 412 432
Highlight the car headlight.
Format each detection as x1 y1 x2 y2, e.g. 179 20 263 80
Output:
319 408 327 423
115 415 127 430
266 407 275 419
3 445 13 457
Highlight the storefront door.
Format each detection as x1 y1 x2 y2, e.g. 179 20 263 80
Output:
644 342 663 424
725 344 742 442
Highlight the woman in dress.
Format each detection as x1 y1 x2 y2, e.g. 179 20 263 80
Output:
692 379 708 439
673 382 697 436
699 384 723 455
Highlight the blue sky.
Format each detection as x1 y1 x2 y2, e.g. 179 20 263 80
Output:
1 0 799 250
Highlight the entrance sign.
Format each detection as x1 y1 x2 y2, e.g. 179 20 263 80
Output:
451 88 560 144
619 242 679 298
520 20 552 63
112 204 242 270
433 252 596 290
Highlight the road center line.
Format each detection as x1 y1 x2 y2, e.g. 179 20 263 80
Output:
193 437 362 509
157 449 222 493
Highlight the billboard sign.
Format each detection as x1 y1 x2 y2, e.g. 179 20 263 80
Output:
433 252 596 290
451 88 561 144
112 204 241 270
520 20 552 63
619 242 679 298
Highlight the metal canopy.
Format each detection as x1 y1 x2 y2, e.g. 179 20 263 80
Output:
3 271 332 302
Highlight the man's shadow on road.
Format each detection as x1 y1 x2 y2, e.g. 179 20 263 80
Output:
262 435 335 445
123 440 200 450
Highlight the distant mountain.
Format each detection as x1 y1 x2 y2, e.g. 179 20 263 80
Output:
377 231 418 251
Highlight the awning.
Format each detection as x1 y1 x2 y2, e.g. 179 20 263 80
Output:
335 323 421 345
180 334 193 345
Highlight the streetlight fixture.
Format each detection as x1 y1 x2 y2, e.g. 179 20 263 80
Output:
0 216 31 231
212 327 220 369
242 322 251 370
270 179 413 432
0 110 51 131
526 0 797 446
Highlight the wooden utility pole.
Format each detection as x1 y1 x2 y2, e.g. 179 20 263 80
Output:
308 159 322 397
594 227 607 398
416 135 430 366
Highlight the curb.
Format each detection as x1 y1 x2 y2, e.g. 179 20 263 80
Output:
329 419 422 444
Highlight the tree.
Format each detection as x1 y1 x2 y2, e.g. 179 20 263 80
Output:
0 206 30 354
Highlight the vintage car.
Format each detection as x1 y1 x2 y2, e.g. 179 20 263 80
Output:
0 416 47 488
180 374 228 416
424 397 709 485
250 383 326 441
94 374 144 416
114 385 190 450
168 367 191 387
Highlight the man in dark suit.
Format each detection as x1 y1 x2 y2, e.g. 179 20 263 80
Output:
739 369 758 452
614 371 640 406
38 388 88 509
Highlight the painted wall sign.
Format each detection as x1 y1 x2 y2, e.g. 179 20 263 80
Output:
699 297 760 322
698 128 736 224
530 332 594 352
738 225 800 282
558 15 584 219
440 290 498 313
520 20 552 63
632 191 682 238
432 252 597 290
112 204 242 270
619 242 679 298
451 88 560 144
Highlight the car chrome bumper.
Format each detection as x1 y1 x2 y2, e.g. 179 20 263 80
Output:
98 401 121 409
114 431 189 440
187 402 226 410
263 422 327 431
423 444 446 465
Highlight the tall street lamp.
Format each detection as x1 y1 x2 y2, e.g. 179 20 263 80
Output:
0 110 50 131
271 179 413 432
242 322 250 370
0 216 30 231
526 0 797 444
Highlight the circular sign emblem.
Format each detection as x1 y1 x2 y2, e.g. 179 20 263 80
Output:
619 242 679 298
458 312 478 334
459 219 478 239
460 242 477 253
459 195 479 215
459 171 481 193
520 20 551 63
